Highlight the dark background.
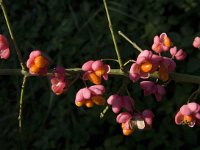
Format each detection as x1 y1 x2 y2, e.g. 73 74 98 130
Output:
0 0 200 149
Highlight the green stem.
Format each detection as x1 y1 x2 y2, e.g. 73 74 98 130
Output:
169 72 200 84
118 31 143 52
100 105 110 118
187 85 200 103
0 69 28 76
123 60 136 66
101 58 119 63
0 1 26 71
103 0 123 70
1 68 200 85
18 75 28 128
117 78 130 94
126 88 131 97
69 74 80 87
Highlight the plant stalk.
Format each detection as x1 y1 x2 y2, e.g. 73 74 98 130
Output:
103 0 124 71
0 1 26 70
118 31 143 52
18 75 27 128
0 69 200 84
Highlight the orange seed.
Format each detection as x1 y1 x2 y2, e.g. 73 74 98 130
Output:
183 115 193 123
158 65 169 82
91 96 105 105
95 69 105 77
87 72 101 85
30 65 40 73
34 55 47 68
85 100 94 108
164 37 171 47
121 123 125 129
75 101 85 107
140 61 152 73
122 129 133 136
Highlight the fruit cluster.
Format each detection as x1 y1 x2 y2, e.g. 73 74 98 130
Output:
2 31 200 135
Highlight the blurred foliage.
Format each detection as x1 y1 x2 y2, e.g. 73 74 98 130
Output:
0 0 200 149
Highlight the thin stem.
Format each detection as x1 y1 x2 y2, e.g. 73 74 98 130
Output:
126 88 140 113
0 69 28 76
18 75 28 128
118 31 143 52
123 60 136 66
169 72 200 84
117 78 130 94
0 2 26 71
1 68 200 85
69 74 80 87
126 88 131 97
100 105 109 118
187 86 200 103
65 68 82 72
83 79 88 87
101 58 119 63
103 0 123 70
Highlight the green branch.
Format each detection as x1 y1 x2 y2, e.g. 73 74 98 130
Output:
0 68 200 84
18 75 28 129
103 0 124 71
118 31 143 52
169 72 200 84
0 1 26 71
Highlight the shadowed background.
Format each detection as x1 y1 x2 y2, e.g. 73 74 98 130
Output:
0 0 200 149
